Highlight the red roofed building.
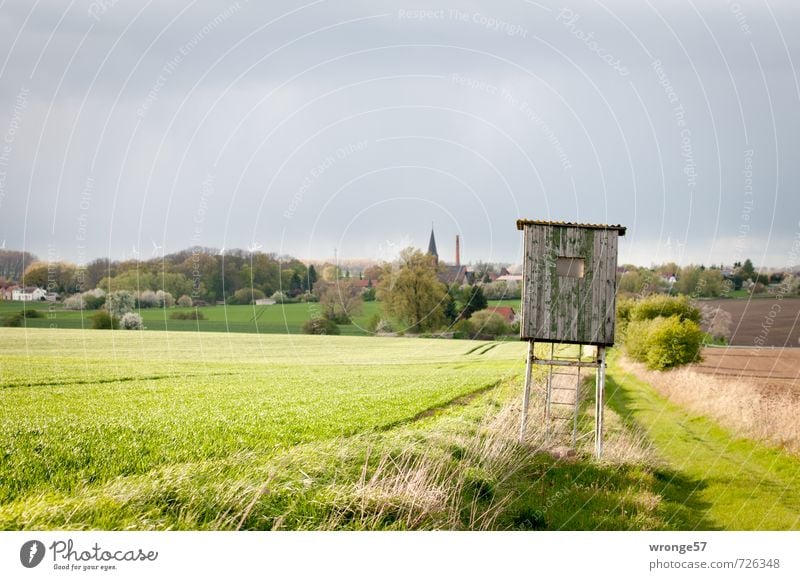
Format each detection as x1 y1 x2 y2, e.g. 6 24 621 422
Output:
487 306 517 324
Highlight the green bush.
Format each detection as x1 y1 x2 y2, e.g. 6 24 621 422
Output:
2 309 43 327
90 311 119 329
302 317 340 335
452 318 475 339
2 313 23 327
365 312 381 332
617 294 700 342
623 319 654 362
630 294 700 324
624 315 703 370
84 294 106 310
615 297 634 337
230 288 266 305
469 310 511 337
644 316 704 370
169 310 207 320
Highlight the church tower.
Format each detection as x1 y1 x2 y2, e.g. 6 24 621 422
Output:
427 226 438 265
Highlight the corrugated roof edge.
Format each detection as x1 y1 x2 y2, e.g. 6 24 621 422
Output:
516 219 626 236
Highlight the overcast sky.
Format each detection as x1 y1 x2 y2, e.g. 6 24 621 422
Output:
0 0 798 268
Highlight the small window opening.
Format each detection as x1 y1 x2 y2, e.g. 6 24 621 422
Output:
556 257 585 278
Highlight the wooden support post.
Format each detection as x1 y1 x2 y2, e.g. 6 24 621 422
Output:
544 343 554 437
573 345 582 448
594 346 606 458
519 340 534 443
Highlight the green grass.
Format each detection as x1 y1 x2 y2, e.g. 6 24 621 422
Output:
0 328 527 526
0 330 692 531
606 353 800 530
3 326 799 530
0 300 391 336
0 299 521 337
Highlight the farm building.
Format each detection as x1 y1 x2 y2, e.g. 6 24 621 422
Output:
11 287 47 301
487 306 517 324
517 219 626 347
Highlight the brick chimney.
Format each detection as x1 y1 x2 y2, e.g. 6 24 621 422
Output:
455 235 461 268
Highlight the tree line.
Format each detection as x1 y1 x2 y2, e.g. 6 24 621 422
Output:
3 248 316 304
618 258 796 298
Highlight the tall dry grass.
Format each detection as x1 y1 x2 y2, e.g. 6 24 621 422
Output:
618 356 800 455
317 401 547 530
308 380 656 530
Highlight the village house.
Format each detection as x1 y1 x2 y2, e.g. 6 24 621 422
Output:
352 278 377 291
488 305 517 324
11 286 47 301
495 274 523 283
0 285 17 301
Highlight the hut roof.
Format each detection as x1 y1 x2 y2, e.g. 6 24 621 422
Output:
516 219 626 236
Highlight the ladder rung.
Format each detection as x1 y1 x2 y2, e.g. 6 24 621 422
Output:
551 387 578 391
550 401 576 406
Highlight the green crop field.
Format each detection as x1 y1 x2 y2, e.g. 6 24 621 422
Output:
0 328 529 529
3 326 798 531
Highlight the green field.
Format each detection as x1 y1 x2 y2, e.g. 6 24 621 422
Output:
0 299 521 337
0 328 531 528
0 300 388 335
0 328 695 531
0 329 672 531
3 326 799 530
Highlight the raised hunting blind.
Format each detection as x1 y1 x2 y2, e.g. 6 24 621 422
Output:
516 219 626 457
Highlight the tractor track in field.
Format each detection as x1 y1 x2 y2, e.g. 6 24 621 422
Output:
377 377 509 431
0 371 242 389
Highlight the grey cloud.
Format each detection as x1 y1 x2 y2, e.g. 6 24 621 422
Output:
0 0 798 267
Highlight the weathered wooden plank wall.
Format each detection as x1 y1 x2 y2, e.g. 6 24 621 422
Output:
520 224 620 346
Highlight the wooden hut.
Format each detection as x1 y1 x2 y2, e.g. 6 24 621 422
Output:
516 219 626 346
516 219 626 457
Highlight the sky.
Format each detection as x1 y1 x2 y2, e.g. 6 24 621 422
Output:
0 0 798 268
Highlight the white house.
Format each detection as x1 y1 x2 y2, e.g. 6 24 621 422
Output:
495 274 523 283
0 286 16 301
11 287 47 301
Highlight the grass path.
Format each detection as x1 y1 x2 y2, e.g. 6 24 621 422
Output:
607 354 800 530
